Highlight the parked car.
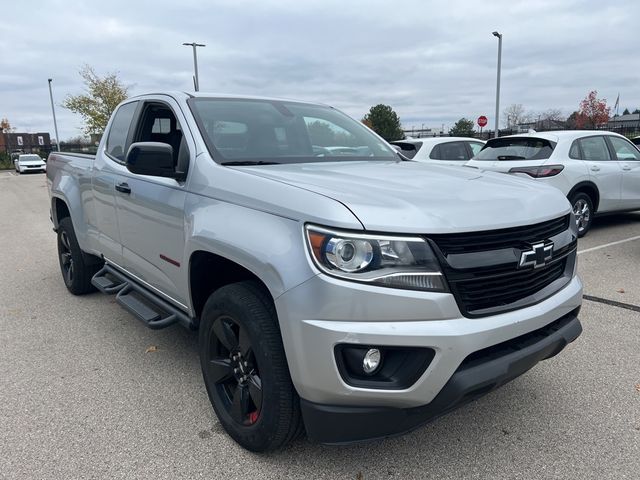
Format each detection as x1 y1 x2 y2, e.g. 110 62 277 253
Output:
14 154 46 174
391 137 485 166
466 131 640 236
47 92 582 451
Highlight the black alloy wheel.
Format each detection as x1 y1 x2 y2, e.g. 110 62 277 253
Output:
199 281 303 452
205 315 263 426
56 217 101 295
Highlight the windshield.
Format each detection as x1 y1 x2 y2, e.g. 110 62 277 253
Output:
20 155 42 161
474 137 555 161
189 98 397 165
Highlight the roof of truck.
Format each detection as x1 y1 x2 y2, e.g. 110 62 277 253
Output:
130 91 329 107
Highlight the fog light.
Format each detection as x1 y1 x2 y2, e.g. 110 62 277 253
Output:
363 348 381 374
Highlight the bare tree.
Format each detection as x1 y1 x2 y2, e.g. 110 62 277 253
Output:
502 104 530 128
539 109 565 122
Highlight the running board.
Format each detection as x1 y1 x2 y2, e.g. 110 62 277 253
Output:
91 265 195 330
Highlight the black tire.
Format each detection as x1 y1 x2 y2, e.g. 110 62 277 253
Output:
199 281 303 452
57 217 101 295
569 192 593 238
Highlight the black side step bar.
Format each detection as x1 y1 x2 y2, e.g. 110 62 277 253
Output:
91 265 195 330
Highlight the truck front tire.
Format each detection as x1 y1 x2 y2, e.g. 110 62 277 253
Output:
57 217 100 295
198 281 303 452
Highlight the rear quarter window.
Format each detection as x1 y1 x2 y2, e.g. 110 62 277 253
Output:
391 142 421 160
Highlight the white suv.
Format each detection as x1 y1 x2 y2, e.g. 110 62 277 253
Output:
466 131 640 236
392 137 485 166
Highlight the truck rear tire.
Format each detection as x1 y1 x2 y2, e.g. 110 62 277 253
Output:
57 217 100 295
198 281 303 452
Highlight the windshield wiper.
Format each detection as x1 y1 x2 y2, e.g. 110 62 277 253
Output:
221 160 281 166
497 155 526 160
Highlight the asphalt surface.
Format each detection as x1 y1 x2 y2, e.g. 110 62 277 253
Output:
1 171 638 479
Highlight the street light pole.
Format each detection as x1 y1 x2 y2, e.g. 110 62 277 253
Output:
492 31 502 138
182 42 206 91
47 78 60 151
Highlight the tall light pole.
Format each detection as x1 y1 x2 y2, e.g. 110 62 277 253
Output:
47 78 60 151
492 31 502 138
182 42 206 91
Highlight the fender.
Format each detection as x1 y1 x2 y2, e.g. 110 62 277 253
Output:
48 152 96 253
184 195 318 311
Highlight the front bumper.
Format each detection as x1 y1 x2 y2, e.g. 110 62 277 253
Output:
275 272 583 442
276 273 582 407
301 310 581 444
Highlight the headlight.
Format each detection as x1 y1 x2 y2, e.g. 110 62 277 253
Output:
305 225 447 292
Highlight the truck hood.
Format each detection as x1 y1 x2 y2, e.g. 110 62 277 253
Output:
235 161 570 234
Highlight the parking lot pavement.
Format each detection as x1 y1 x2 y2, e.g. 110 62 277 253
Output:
1 173 638 480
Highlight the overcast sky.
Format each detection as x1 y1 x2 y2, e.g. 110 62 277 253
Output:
2 0 639 140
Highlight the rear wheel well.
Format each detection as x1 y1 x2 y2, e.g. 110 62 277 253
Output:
568 183 599 212
54 198 70 227
189 251 271 322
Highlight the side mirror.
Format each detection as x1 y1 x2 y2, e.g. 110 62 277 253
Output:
125 142 177 178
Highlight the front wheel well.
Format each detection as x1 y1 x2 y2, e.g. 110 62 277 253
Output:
568 182 600 213
189 251 272 322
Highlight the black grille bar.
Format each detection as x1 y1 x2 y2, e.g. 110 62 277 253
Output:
429 214 570 255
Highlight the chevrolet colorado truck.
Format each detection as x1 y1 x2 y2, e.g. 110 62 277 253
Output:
47 92 583 452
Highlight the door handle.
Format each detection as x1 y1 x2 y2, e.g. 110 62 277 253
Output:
590 166 600 172
115 182 131 194
621 165 631 171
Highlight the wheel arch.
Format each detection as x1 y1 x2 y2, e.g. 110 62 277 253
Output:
52 196 71 229
567 181 600 213
188 250 274 322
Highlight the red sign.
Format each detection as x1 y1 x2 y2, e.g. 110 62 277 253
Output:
477 116 488 128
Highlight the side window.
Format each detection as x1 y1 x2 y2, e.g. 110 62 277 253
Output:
578 136 611 161
468 142 484 156
429 145 441 159
151 118 171 134
106 102 138 162
134 103 188 168
608 136 640 161
433 142 468 160
569 140 581 159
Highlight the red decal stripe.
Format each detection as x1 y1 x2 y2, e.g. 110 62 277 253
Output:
159 254 181 267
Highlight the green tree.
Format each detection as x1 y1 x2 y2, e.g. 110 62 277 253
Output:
63 65 129 135
449 118 475 136
362 104 404 141
623 108 630 115
632 109 640 114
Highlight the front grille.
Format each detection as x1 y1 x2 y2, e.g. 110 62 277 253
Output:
430 215 570 254
450 258 568 314
428 214 575 318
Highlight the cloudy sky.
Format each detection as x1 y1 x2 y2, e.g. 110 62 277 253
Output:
2 0 639 140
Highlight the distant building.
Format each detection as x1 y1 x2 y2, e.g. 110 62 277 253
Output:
516 119 567 132
607 113 640 131
0 131 52 156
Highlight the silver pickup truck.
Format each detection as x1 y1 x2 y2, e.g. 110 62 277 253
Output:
47 92 583 452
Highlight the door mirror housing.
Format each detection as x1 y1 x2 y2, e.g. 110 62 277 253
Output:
125 142 178 178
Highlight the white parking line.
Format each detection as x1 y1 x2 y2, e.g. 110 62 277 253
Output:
578 235 640 255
